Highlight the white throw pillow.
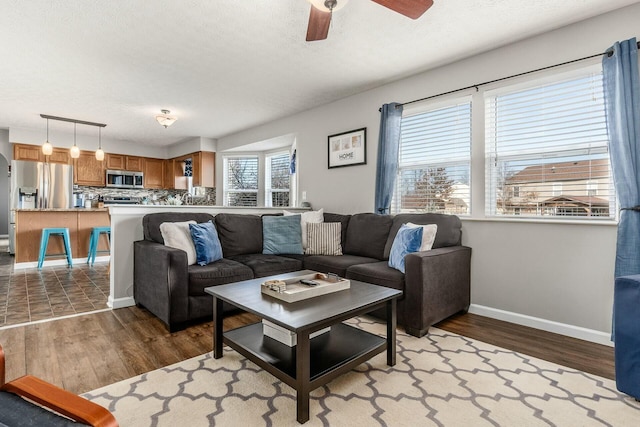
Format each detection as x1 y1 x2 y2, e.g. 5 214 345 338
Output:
405 223 438 251
284 208 324 249
160 221 197 265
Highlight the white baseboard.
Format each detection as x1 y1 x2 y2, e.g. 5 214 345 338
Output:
108 296 136 309
13 256 110 270
469 304 613 347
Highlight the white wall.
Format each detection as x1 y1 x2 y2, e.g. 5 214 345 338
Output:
215 4 640 343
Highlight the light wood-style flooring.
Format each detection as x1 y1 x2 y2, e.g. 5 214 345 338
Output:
0 306 614 396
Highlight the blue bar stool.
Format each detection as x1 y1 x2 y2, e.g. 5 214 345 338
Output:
37 228 73 270
87 226 111 266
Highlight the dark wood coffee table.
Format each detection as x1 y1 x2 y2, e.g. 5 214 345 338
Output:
205 270 402 424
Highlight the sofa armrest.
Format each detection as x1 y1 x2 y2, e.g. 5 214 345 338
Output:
134 240 189 330
403 245 471 337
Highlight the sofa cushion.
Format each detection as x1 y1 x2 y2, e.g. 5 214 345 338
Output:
305 222 343 255
384 213 462 258
160 220 197 265
323 213 351 249
215 213 263 257
228 254 303 278
346 261 405 291
284 208 324 249
262 215 303 255
303 254 379 278
343 213 393 260
388 224 423 274
143 212 215 244
188 259 254 296
406 223 438 252
190 221 224 266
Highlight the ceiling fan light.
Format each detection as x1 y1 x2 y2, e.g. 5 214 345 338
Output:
156 109 177 128
42 140 53 156
309 0 348 12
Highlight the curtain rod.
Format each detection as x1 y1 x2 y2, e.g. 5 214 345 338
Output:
385 40 640 110
40 114 107 128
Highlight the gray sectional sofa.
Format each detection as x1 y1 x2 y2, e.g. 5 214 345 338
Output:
133 211 471 337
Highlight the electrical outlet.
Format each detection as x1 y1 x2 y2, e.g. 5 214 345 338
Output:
302 191 307 200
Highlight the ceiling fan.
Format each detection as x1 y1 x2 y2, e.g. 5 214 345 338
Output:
306 0 434 42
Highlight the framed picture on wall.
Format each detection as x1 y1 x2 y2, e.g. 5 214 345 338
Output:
328 127 366 169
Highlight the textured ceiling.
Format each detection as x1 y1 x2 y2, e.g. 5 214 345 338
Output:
0 0 637 147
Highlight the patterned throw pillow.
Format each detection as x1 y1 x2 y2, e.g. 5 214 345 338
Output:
159 221 197 265
283 208 324 250
388 224 424 273
305 222 343 256
189 221 223 266
406 223 438 251
262 215 303 255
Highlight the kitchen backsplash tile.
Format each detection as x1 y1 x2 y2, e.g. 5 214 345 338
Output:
76 186 216 206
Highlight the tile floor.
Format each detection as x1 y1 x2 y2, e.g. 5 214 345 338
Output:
0 238 110 327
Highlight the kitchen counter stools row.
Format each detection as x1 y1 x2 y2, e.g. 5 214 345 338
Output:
15 209 111 266
36 226 111 269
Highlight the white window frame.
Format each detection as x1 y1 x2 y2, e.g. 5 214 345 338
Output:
265 150 291 208
483 63 616 221
222 155 259 207
391 95 472 215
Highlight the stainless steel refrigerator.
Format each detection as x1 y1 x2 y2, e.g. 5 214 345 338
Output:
9 160 74 254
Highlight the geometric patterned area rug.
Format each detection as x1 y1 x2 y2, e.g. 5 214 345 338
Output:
83 317 640 426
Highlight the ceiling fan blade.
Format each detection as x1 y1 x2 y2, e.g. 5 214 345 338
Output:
371 0 434 19
306 6 332 41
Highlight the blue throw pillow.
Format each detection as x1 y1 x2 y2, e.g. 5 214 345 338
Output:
262 215 303 255
189 221 223 266
388 224 424 274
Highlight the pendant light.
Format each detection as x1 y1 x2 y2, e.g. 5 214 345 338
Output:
70 123 80 159
95 127 104 161
42 118 53 156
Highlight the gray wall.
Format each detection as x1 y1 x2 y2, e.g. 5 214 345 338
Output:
0 129 9 236
214 4 640 343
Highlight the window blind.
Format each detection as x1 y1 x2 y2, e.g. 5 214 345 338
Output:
224 156 259 207
392 100 471 215
267 153 290 207
485 69 614 219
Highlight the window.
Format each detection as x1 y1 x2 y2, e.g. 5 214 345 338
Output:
485 68 615 219
223 156 259 207
391 98 472 215
265 152 290 207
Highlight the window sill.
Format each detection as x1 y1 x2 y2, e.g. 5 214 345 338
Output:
461 216 617 226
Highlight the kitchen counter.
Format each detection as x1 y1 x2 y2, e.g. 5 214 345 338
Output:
14 209 111 266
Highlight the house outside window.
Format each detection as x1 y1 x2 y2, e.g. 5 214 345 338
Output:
223 156 259 207
265 152 290 207
391 97 472 215
485 66 615 219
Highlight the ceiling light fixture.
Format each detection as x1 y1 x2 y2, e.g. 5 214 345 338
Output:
308 0 348 12
156 109 177 128
42 118 53 156
95 127 104 161
70 123 80 159
40 114 107 160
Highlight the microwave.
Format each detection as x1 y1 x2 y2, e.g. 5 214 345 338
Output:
106 170 144 189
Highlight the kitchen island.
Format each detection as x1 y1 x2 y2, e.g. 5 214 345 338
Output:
14 208 111 267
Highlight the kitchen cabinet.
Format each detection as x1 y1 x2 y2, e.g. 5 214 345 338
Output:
126 156 144 172
13 143 73 165
74 150 105 186
105 153 125 170
144 158 164 189
13 143 44 162
170 151 215 189
47 147 72 164
163 159 175 189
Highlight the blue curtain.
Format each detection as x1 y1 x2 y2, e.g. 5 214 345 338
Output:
374 102 403 214
603 38 640 278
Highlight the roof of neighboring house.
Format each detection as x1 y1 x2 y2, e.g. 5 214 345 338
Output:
542 195 609 207
507 159 609 184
